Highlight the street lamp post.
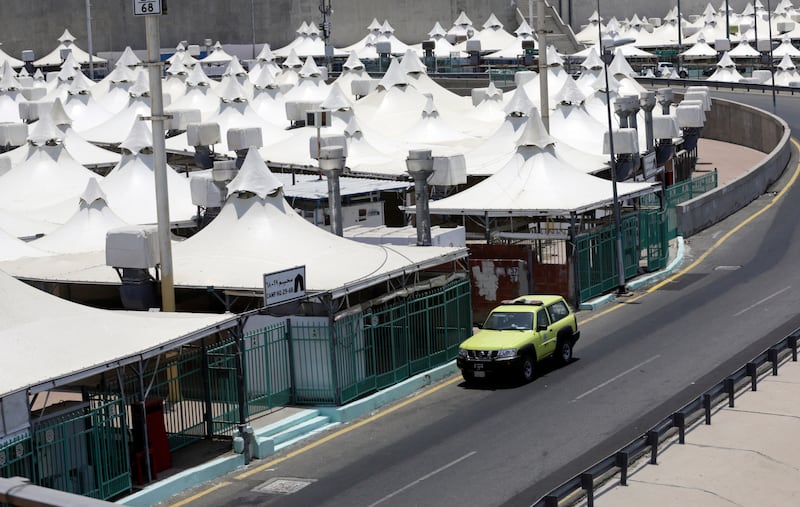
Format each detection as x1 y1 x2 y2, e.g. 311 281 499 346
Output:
318 146 346 237
406 150 435 247
767 0 776 110
600 35 634 296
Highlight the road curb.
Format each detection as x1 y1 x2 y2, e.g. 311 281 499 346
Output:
579 236 685 311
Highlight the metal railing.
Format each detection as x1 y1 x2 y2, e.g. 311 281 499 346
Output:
532 329 800 507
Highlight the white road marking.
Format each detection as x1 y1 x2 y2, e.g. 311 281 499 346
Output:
367 451 477 507
732 286 791 317
574 355 661 401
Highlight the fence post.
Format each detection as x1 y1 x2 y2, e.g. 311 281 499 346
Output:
648 430 659 465
286 319 296 404
725 378 735 407
673 412 686 444
581 473 594 507
747 362 758 391
234 324 251 464
769 348 779 376
616 451 629 486
703 393 712 424
328 311 342 405
200 339 214 439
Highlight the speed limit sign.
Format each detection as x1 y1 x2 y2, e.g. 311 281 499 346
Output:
134 0 162 16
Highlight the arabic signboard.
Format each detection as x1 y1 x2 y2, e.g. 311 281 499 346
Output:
263 266 306 306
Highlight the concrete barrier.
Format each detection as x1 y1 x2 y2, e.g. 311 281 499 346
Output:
676 98 791 238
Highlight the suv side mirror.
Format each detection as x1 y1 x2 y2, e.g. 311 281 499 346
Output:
537 322 548 331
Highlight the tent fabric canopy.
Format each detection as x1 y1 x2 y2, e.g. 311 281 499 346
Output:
0 268 236 398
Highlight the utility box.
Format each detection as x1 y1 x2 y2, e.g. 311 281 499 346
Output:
106 226 160 269
187 122 221 146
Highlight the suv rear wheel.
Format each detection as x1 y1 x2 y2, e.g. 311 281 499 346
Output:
556 338 573 366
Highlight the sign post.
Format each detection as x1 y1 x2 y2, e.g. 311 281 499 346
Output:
134 0 175 312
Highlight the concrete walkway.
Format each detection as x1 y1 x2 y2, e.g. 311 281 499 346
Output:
579 358 800 506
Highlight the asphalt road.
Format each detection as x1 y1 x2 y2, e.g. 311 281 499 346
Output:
167 91 800 507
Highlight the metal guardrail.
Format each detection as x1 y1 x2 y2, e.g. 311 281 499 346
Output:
635 76 800 95
532 329 800 507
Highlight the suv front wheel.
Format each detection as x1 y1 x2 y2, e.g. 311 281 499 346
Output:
519 355 536 383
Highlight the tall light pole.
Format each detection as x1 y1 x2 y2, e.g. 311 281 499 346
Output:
599 33 636 296
677 0 683 75
138 1 175 312
767 0 776 110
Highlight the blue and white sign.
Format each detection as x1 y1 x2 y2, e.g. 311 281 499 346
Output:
134 0 162 16
263 266 306 306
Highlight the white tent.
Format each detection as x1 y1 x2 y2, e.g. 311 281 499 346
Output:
30 179 127 254
99 121 197 225
425 114 655 217
200 41 235 65
772 36 800 58
0 150 468 298
33 29 107 67
728 39 761 59
484 21 538 59
0 268 236 401
0 121 100 211
773 54 800 86
0 208 58 238
0 44 24 68
680 36 719 59
339 18 384 55
707 51 744 81
461 13 519 52
0 228 48 261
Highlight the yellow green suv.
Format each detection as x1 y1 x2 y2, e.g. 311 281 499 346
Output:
457 295 579 383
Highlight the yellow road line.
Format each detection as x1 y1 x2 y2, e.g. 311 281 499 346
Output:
581 137 800 326
169 481 231 507
235 375 462 480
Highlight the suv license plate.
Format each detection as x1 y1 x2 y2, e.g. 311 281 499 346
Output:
473 371 486 378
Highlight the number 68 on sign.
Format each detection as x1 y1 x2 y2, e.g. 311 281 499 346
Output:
134 0 162 16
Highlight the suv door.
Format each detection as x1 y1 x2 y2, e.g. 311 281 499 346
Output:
535 308 557 358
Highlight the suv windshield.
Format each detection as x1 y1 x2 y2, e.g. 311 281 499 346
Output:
483 311 534 331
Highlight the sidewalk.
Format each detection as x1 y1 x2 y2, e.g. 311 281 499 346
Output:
577 358 800 506
119 138 774 507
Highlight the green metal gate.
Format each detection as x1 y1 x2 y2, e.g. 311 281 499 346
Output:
27 398 130 500
640 207 669 271
206 322 292 436
576 215 640 303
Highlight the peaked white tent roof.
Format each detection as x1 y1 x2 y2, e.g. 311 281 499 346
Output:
0 150 468 298
30 179 128 254
0 228 49 261
458 13 519 52
680 37 719 59
33 29 107 67
200 41 235 65
0 45 24 68
425 114 656 217
0 268 236 399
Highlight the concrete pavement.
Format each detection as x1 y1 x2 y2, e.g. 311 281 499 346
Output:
577 357 800 506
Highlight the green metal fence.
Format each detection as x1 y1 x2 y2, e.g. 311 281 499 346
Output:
289 276 473 405
640 207 669 272
0 433 33 483
0 399 132 501
642 170 718 239
576 215 640 302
